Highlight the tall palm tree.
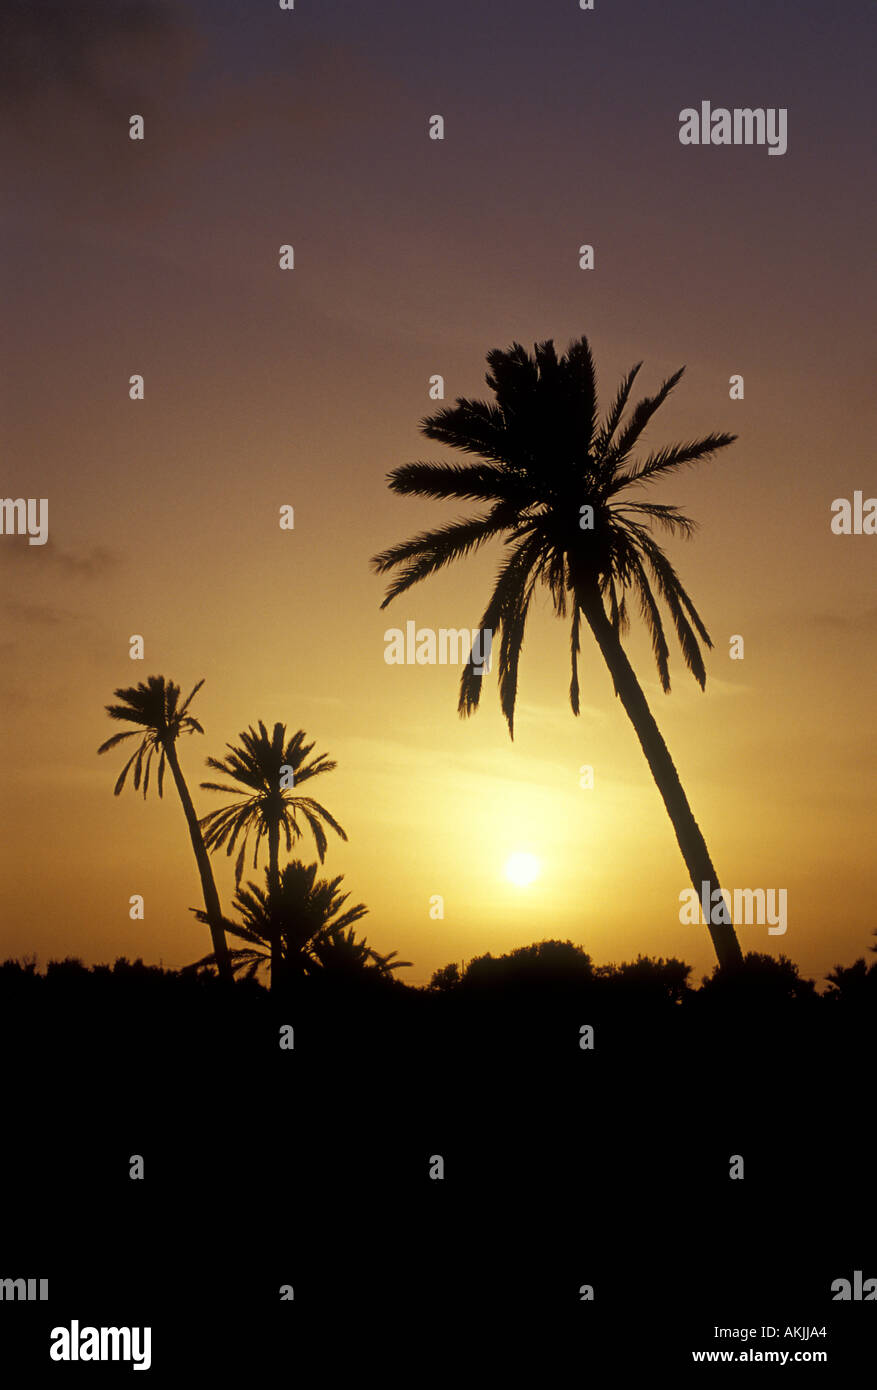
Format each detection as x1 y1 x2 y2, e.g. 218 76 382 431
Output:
188 861 409 983
97 676 233 983
199 723 347 988
371 337 743 969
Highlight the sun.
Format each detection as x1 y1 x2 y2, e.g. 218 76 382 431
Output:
504 851 542 887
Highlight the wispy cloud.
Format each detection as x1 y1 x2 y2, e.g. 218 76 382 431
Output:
2 1 397 245
0 540 121 579
811 608 877 632
3 601 84 626
0 0 190 112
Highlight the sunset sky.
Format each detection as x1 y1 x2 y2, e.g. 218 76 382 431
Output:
1 0 875 986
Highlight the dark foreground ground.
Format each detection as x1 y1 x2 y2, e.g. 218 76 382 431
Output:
2 961 874 1375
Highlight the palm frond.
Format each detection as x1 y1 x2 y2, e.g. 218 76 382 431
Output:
627 551 671 692
606 367 685 468
633 533 711 687
96 730 139 754
373 513 513 607
104 704 153 727
497 566 541 738
614 501 697 537
457 535 544 723
420 399 514 466
593 361 642 458
634 528 712 646
291 797 347 842
179 679 206 718
617 432 736 489
113 745 144 796
559 336 597 447
385 460 508 501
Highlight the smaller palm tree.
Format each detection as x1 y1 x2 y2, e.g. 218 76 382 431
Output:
310 927 411 979
97 676 232 982
188 861 409 985
200 722 347 988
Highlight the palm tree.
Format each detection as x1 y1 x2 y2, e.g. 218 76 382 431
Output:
371 337 743 969
199 723 347 988
188 861 409 983
97 676 233 983
310 927 411 979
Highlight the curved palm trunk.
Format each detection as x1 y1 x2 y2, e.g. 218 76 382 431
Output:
163 740 234 984
578 586 743 971
268 819 283 992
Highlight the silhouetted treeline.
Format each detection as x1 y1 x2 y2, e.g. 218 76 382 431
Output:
3 939 875 1333
2 940 874 1079
4 937 877 1007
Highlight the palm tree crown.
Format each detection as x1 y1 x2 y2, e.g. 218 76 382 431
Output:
190 861 410 983
199 722 347 883
97 675 206 795
372 337 735 738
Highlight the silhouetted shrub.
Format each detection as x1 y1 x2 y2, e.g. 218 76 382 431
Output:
429 963 462 992
698 952 817 1004
460 939 594 991
825 957 877 1004
596 955 692 1005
